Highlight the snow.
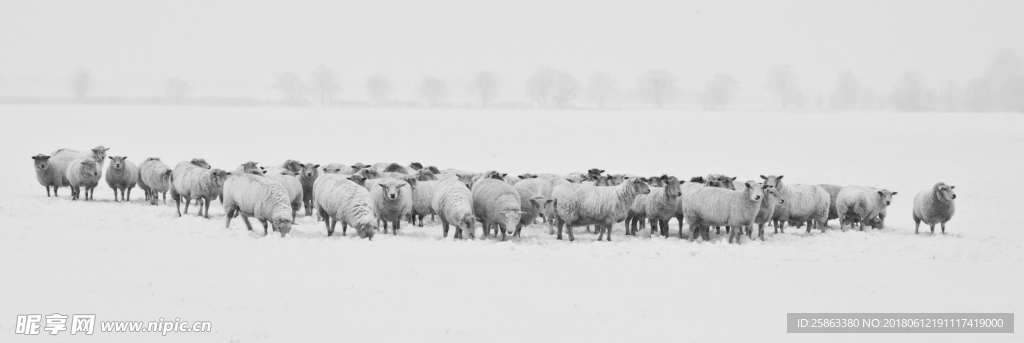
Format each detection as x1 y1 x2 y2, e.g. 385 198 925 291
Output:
0 105 1021 342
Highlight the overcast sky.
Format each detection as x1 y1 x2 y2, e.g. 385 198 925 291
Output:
1 0 1021 98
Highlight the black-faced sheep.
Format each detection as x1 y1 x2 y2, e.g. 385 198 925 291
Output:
170 161 229 218
139 158 172 205
222 173 294 237
761 175 831 233
471 178 523 240
835 186 897 231
432 176 477 239
65 159 102 200
682 180 765 243
32 154 62 197
313 173 377 239
913 182 956 234
552 177 651 241
105 156 138 202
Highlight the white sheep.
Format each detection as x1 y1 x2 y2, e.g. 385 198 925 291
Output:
513 177 556 234
835 186 897 231
761 175 831 233
298 162 320 216
105 156 138 202
552 177 651 241
138 158 172 205
625 194 647 235
432 176 477 239
31 154 63 197
281 159 304 175
170 160 229 218
749 184 784 241
410 180 438 227
313 173 377 239
65 158 102 200
818 184 843 224
321 163 353 174
265 167 304 223
471 178 523 240
913 182 956 234
367 177 414 235
644 176 684 238
222 173 294 237
49 146 109 189
682 180 765 244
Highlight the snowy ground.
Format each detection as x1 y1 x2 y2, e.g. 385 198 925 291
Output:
1 105 1021 342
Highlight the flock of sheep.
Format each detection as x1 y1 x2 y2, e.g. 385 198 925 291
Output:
31 146 959 243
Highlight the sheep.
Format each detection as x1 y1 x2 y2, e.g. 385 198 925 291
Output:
265 167 304 223
222 173 294 237
415 169 438 181
748 184 784 241
644 175 685 238
299 163 320 216
281 159 303 175
367 177 414 235
835 186 897 231
105 156 138 202
514 177 555 235
235 161 266 175
376 162 411 175
170 161 229 218
409 162 424 171
32 154 63 197
189 158 212 169
818 184 843 224
761 175 831 234
410 180 438 227
706 174 737 190
313 173 377 239
683 181 765 243
138 158 172 205
913 182 957 234
429 177 476 239
49 146 109 188
552 177 651 241
322 163 353 174
471 178 523 240
65 158 102 200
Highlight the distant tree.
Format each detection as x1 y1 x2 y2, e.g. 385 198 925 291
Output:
310 65 341 105
164 78 191 102
550 71 581 108
765 65 802 109
526 68 580 108
981 50 1023 111
830 71 864 110
366 74 393 105
701 73 738 110
890 72 927 111
419 76 448 106
586 72 618 108
637 69 677 108
72 68 94 100
272 72 308 105
469 71 499 107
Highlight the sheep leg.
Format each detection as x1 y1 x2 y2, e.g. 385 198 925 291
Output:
913 218 920 234
392 220 400 235
225 207 235 228
566 225 575 242
556 222 564 240
758 223 766 241
341 222 347 236
715 227 721 235
606 224 613 241
241 215 254 232
499 224 507 241
183 198 191 215
941 222 946 234
930 224 935 234
441 217 450 238
259 219 268 235
203 198 212 219
112 188 119 202
126 187 132 201
327 217 336 236
702 225 711 241
689 223 699 242
46 186 51 197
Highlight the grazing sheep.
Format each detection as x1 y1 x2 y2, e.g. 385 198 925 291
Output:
105 156 138 202
471 178 523 240
222 173 293 237
139 158 173 205
432 177 477 239
265 167 304 223
761 175 831 233
49 146 109 188
682 180 765 244
514 178 555 234
644 176 684 238
913 182 957 234
299 163 320 216
818 184 843 224
410 180 438 227
313 173 377 239
552 177 651 241
65 159 102 200
31 154 63 197
835 186 897 231
367 177 414 234
170 161 229 218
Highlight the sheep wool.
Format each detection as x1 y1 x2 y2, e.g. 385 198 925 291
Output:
313 173 377 239
367 177 414 234
913 182 956 234
432 177 476 239
265 167 304 223
222 173 294 237
139 158 173 205
835 186 897 231
410 180 438 227
682 180 765 244
761 175 831 233
65 158 102 201
105 156 138 202
32 154 63 197
553 177 651 241
471 178 522 240
170 160 228 218
49 146 109 187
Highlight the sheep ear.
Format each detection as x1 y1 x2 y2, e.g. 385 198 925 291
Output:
759 175 767 180
949 185 955 189
313 164 320 169
777 175 784 180
730 176 737 181
891 191 898 196
745 182 753 189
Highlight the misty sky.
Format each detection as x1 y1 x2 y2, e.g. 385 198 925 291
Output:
1 0 1021 99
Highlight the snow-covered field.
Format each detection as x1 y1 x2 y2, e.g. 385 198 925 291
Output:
1 105 1021 342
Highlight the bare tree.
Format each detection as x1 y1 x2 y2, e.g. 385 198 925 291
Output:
586 72 617 108
310 65 341 105
765 65 802 109
830 71 864 110
890 72 927 111
366 74 393 105
637 70 676 108
72 68 94 100
272 72 307 105
419 76 448 107
469 71 499 107
527 68 580 108
701 73 738 110
165 77 191 102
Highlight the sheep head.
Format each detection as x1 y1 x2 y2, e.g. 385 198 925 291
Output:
378 182 406 201
759 175 784 192
107 156 128 170
408 162 423 171
282 160 303 174
627 177 651 195
935 183 956 201
272 218 292 237
744 181 764 203
91 146 109 163
238 161 263 175
32 154 50 170
300 163 320 181
662 175 682 198
356 222 376 240
877 189 897 206
190 158 212 169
